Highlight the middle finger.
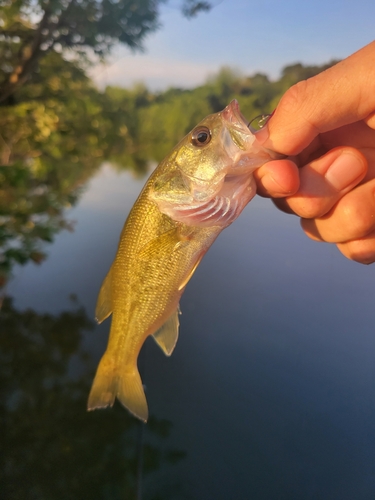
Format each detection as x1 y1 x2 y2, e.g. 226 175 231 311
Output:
302 178 375 243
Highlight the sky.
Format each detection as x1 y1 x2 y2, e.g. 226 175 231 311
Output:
91 0 375 91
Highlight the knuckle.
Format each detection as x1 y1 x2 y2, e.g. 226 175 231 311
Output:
278 80 310 115
340 197 375 237
274 79 322 150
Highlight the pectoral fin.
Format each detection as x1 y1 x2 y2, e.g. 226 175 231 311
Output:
152 306 180 356
138 227 189 261
95 266 113 324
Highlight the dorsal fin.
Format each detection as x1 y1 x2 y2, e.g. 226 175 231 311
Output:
95 266 113 324
152 307 180 356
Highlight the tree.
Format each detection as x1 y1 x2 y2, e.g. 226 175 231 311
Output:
0 50 115 287
0 0 211 103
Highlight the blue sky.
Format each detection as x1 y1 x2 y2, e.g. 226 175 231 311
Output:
91 0 375 90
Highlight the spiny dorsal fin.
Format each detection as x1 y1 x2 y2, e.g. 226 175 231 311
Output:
95 266 113 324
152 307 180 356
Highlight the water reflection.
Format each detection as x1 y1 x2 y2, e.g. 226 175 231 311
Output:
0 295 186 500
0 160 87 288
0 154 148 288
3 161 375 499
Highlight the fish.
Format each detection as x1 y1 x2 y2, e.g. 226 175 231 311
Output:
87 100 278 422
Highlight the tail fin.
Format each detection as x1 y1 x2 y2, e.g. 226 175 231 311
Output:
87 351 148 422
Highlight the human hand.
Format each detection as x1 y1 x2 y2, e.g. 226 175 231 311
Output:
253 41 375 264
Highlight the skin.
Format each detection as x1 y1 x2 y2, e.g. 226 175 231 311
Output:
253 40 375 264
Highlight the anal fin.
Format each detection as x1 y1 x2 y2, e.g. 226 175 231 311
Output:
152 306 180 356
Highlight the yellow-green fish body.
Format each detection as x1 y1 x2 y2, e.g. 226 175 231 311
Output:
88 100 276 421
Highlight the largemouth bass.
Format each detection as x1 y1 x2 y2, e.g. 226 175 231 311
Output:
88 100 277 421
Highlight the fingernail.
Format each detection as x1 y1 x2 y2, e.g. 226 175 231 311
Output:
254 124 270 145
253 109 275 144
325 152 365 191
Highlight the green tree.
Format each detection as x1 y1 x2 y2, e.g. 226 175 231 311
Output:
0 50 113 287
101 83 155 175
0 0 212 103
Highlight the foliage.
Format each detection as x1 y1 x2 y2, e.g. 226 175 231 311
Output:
100 83 155 174
0 0 213 102
0 51 114 286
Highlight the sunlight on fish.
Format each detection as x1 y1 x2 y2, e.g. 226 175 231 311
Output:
87 100 277 422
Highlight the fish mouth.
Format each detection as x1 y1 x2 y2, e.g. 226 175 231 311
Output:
222 100 274 135
221 99 251 132
223 100 285 161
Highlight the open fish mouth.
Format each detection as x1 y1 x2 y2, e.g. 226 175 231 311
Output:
227 101 285 161
222 99 273 134
221 99 251 132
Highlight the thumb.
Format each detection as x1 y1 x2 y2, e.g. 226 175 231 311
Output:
256 41 375 155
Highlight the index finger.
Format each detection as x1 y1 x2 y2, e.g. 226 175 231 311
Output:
256 41 375 155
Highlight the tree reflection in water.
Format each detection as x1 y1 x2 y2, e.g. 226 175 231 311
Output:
0 296 186 500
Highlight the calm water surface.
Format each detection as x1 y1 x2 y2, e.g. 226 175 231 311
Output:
3 163 375 499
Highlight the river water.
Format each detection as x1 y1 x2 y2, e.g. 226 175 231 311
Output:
3 162 375 499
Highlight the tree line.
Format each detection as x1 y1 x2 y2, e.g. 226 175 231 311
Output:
0 1 337 286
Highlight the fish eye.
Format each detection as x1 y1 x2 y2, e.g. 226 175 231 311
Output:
191 126 211 147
